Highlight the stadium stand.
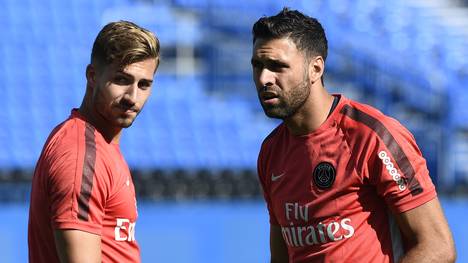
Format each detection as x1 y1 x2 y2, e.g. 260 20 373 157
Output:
0 0 467 201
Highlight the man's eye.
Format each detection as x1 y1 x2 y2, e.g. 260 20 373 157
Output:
269 63 286 72
138 82 152 90
113 76 129 85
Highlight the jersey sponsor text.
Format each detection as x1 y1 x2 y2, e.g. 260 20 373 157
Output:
115 218 136 242
282 202 355 247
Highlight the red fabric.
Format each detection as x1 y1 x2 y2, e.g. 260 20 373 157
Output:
28 109 140 263
258 95 436 262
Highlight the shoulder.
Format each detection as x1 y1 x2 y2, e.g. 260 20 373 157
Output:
34 117 88 188
40 115 112 175
337 98 414 144
259 123 284 153
339 99 391 130
336 98 422 175
42 117 86 160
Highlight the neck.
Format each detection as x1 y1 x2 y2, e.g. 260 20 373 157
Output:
284 85 334 136
78 99 122 144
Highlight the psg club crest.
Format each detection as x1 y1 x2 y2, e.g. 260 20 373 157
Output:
313 162 336 189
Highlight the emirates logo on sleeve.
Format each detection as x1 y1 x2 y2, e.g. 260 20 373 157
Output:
313 162 336 189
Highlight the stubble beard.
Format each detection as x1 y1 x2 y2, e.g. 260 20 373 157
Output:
112 105 140 128
94 91 138 130
261 76 311 120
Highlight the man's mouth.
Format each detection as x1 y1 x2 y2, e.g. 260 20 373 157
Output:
261 91 279 104
117 106 138 114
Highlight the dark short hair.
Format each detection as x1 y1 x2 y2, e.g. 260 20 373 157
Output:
252 7 328 61
91 20 160 69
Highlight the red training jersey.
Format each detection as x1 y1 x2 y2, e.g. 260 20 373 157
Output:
28 109 140 263
257 95 436 262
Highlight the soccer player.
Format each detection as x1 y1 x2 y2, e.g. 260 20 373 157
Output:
28 21 160 262
251 8 456 263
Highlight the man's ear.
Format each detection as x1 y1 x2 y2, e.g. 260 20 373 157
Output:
308 56 324 84
86 64 97 89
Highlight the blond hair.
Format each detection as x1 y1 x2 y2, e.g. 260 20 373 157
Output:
91 20 160 69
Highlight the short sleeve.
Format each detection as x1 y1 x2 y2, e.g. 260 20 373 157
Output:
257 144 279 225
367 119 437 214
47 139 108 235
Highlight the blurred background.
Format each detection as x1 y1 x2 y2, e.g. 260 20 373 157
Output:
0 0 467 262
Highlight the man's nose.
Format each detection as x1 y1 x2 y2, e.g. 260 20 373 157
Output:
258 68 275 87
123 84 138 104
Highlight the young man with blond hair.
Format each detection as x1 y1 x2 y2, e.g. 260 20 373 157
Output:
28 21 160 263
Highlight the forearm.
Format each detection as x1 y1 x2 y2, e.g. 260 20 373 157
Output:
395 199 456 263
399 243 456 263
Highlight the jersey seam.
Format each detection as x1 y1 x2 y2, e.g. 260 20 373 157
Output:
338 123 365 184
71 120 80 220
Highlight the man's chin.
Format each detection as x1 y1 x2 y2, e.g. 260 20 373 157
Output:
264 110 287 120
115 117 136 128
262 105 288 119
120 122 133 128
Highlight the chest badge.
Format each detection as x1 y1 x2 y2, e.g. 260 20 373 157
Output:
313 162 336 189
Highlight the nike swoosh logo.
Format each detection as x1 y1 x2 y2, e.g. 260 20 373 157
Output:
271 173 285 182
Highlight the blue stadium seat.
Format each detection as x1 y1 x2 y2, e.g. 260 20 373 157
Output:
0 0 466 190
101 3 202 46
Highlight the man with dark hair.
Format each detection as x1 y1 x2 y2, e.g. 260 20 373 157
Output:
28 21 160 262
252 8 456 262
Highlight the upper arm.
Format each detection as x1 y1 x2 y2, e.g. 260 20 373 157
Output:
394 197 456 262
48 146 108 234
270 224 288 263
54 229 101 263
43 127 108 262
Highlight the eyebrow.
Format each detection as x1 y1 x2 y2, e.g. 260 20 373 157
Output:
115 70 154 83
251 57 288 67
